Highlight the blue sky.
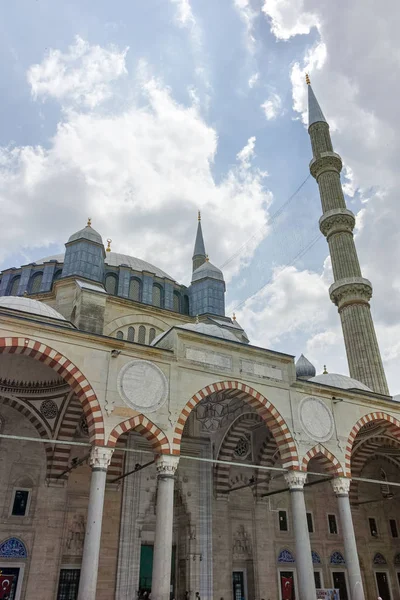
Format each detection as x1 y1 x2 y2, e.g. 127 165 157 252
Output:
1 0 400 393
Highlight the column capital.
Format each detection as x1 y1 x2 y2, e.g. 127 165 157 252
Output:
331 477 351 496
89 446 114 470
155 454 179 476
284 470 307 490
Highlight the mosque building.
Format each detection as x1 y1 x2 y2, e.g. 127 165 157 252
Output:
0 78 399 600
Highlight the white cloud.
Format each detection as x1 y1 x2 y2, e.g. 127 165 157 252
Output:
0 41 272 288
27 36 128 108
170 0 196 27
259 0 400 393
261 92 282 120
248 72 259 88
234 0 258 53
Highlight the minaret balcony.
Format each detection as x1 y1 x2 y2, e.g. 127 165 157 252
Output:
309 151 342 179
319 208 356 238
329 276 373 309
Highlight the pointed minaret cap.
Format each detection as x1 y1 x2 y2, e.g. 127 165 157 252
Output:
192 210 207 272
306 74 327 127
295 354 316 380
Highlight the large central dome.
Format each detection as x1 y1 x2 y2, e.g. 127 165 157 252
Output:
36 252 175 281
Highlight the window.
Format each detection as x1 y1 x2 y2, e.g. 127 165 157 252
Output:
127 327 135 342
369 517 378 537
183 295 190 315
116 331 124 340
30 272 43 294
11 489 30 516
173 291 181 312
314 571 322 589
152 284 163 308
57 569 81 600
149 328 156 344
129 278 141 302
138 325 146 344
105 274 118 295
328 514 338 534
306 512 314 533
390 519 398 538
279 510 288 532
9 276 20 296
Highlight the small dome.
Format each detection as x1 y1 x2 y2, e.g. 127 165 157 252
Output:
68 225 103 245
309 372 372 392
192 261 224 283
179 322 239 342
296 354 316 379
0 296 66 321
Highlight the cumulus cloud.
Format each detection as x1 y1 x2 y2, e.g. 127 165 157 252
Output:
261 92 282 120
170 0 196 27
260 0 400 392
234 0 258 53
0 40 271 287
27 36 128 108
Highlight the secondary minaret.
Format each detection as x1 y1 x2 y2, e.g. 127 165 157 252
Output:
306 74 389 395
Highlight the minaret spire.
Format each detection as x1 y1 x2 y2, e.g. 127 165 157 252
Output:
307 77 389 395
192 210 207 272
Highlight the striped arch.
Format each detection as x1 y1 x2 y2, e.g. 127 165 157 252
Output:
0 395 53 476
301 444 345 476
215 413 261 497
346 412 400 476
47 393 83 482
173 381 299 469
108 414 170 454
0 337 104 444
350 434 400 503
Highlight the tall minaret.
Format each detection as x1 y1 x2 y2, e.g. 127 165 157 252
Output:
306 74 389 395
192 210 207 272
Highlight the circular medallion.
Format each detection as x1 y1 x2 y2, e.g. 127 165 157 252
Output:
117 360 168 413
299 396 334 442
40 399 58 419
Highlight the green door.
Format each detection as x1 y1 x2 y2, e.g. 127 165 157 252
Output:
139 545 176 596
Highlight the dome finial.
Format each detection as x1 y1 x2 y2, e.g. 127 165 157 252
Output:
87 217 92 227
323 365 328 374
106 238 112 253
205 254 209 262
305 73 311 85
232 312 236 321
198 210 201 221
195 314 199 324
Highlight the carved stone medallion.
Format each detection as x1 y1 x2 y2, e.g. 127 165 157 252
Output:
299 396 334 442
117 360 168 413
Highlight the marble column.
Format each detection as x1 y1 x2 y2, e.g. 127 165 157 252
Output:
284 471 316 600
152 455 179 600
332 478 365 600
77 446 114 600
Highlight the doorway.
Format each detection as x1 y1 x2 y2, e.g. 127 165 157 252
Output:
0 566 22 600
331 571 348 600
375 571 391 600
233 571 245 600
279 570 295 600
139 545 176 597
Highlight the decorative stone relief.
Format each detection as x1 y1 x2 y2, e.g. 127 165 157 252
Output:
331 477 351 496
284 471 307 490
299 396 334 442
232 525 252 558
329 277 372 308
40 399 58 419
233 436 251 460
330 551 346 565
89 446 113 470
117 360 168 413
277 549 295 564
185 347 232 370
240 359 283 381
156 455 179 476
373 553 387 565
65 514 86 554
0 537 27 559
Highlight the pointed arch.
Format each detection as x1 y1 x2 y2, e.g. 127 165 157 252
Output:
0 337 104 444
108 414 170 454
257 437 280 496
173 381 299 468
301 444 345 476
346 412 400 476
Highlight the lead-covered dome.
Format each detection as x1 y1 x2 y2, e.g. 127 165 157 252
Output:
296 354 316 379
192 261 224 283
180 322 239 342
309 372 372 392
68 224 103 245
0 296 66 321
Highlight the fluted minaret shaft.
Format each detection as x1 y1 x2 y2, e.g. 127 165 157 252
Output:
307 80 389 395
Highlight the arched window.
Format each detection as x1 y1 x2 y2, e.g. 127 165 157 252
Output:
30 272 43 294
105 274 118 295
129 278 141 302
116 331 124 340
149 328 156 344
127 327 135 342
277 549 295 564
0 537 27 559
173 291 181 312
53 270 62 281
152 284 163 308
9 276 21 296
138 325 146 344
183 295 189 315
